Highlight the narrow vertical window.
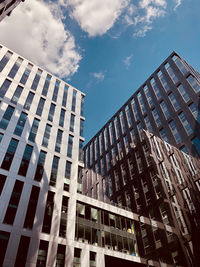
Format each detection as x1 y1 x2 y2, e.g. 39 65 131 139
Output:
3 180 24 225
159 128 169 143
28 118 40 142
120 111 126 133
137 92 146 114
8 57 23 79
23 92 34 110
31 69 43 90
125 105 133 127
42 191 54 233
23 185 40 229
0 105 14 130
158 71 170 92
189 103 200 122
13 112 27 136
0 78 12 98
62 84 68 107
80 119 84 137
59 196 68 237
52 80 60 102
36 240 49 266
131 98 140 121
186 75 200 93
168 93 180 111
42 124 51 148
144 85 154 107
150 78 161 99
0 50 13 72
1 138 18 170
160 101 170 119
0 231 10 266
20 63 33 85
169 120 182 144
69 114 75 132
64 161 71 191
36 97 45 116
18 144 33 176
14 236 30 267
152 108 161 127
0 133 3 143
11 85 23 104
49 156 59 186
178 112 193 135
67 135 74 158
79 140 84 161
191 137 200 155
42 74 51 96
177 84 189 102
80 95 84 116
71 89 77 112
34 150 47 181
172 55 188 75
0 174 6 196
56 244 66 266
165 63 178 84
48 103 56 122
55 129 63 153
59 109 65 127
144 116 153 132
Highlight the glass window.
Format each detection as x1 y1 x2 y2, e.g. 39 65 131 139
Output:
42 191 54 233
0 105 15 130
8 57 23 79
137 92 146 114
165 63 178 84
120 111 126 133
59 196 68 236
67 135 74 158
28 118 40 142
80 119 84 137
36 240 49 266
34 150 47 181
125 105 133 127
0 133 3 143
0 50 13 72
13 112 27 136
172 55 188 75
48 103 56 122
36 98 45 116
23 92 34 110
11 85 23 104
169 120 182 144
177 84 189 102
65 161 72 179
62 84 68 107
189 103 200 122
42 74 51 96
59 109 65 127
0 231 10 266
18 144 33 176
79 140 84 161
14 236 30 267
42 124 51 148
80 95 84 116
131 98 139 121
55 129 63 153
159 128 169 143
144 116 153 132
52 80 60 102
31 69 43 91
0 174 6 196
152 108 161 127
158 71 170 92
20 63 33 85
151 78 161 99
192 137 200 155
187 75 200 93
69 114 75 132
160 100 170 119
56 244 66 267
144 85 154 107
0 78 11 98
49 156 59 186
168 92 180 111
178 112 193 135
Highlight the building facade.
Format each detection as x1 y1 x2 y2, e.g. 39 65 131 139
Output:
83 52 200 266
0 0 23 22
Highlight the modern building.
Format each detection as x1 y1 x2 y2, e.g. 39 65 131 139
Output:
0 0 24 22
83 52 200 266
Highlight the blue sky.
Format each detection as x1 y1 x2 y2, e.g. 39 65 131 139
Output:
0 0 199 143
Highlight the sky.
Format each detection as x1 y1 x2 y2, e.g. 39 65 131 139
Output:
0 0 200 144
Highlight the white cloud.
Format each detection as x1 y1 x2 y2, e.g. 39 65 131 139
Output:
174 0 182 10
0 0 81 78
66 0 130 36
124 54 133 68
91 72 105 82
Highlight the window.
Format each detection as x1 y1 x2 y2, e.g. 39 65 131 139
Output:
14 236 30 267
52 80 60 102
0 105 14 130
23 186 40 229
120 111 126 133
178 112 193 135
79 140 84 161
59 196 68 237
42 124 51 148
55 129 63 153
80 119 84 137
169 120 182 144
18 144 33 176
0 78 11 98
158 71 170 92
3 180 24 225
125 105 133 127
0 50 13 72
20 63 33 85
67 135 73 158
151 78 161 99
168 92 180 111
23 92 34 110
56 244 66 267
131 98 139 121
13 112 27 136
144 85 154 107
191 137 200 155
144 116 153 132
62 84 68 107
165 63 178 84
34 150 47 181
31 69 43 90
80 95 84 116
137 92 146 114
1 138 18 170
114 117 120 140
90 251 96 267
159 128 169 143
189 103 200 122
36 240 49 266
11 85 23 104
65 161 72 179
0 133 3 143
8 57 23 79
71 89 77 112
36 98 45 116
42 74 51 96
0 231 10 266
0 174 6 196
177 84 189 102
160 100 170 119
28 118 40 142
42 191 54 233
152 108 161 127
48 103 56 122
69 114 75 132
172 55 188 75
187 75 200 93
49 156 59 186
59 109 65 127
